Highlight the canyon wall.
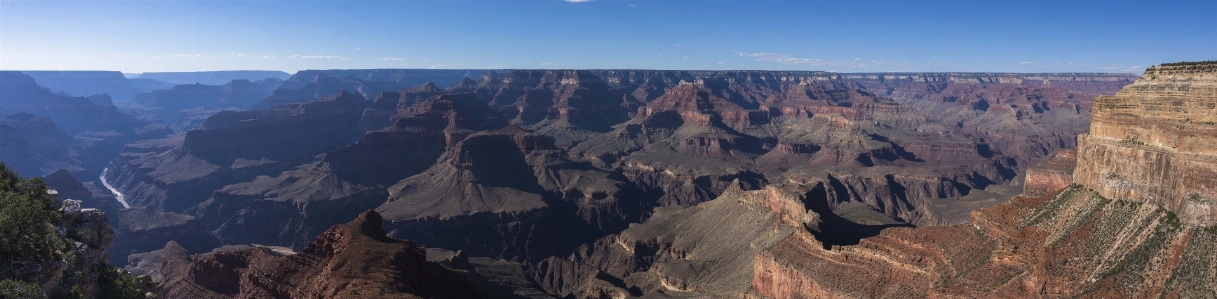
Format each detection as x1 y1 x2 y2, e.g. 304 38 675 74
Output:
748 62 1217 298
1074 62 1217 226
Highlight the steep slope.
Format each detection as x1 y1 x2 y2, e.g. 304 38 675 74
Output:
130 78 282 132
0 72 172 144
473 70 636 146
157 210 483 299
88 70 1141 299
18 71 153 102
377 126 647 261
748 63 1217 299
529 184 809 298
0 165 149 299
751 184 1217 298
0 113 92 177
256 69 483 109
1075 62 1217 226
191 93 506 249
107 90 370 212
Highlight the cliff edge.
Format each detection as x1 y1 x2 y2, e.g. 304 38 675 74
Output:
1075 61 1217 225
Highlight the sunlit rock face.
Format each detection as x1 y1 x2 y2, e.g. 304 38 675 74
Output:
1074 62 1217 226
744 63 1217 299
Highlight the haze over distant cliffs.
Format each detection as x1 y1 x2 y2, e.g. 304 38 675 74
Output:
130 71 291 85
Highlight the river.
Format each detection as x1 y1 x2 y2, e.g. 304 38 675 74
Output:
99 168 130 209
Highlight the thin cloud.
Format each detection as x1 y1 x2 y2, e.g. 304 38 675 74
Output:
1019 62 1034 65
735 51 865 68
153 54 203 60
289 55 346 60
1097 65 1143 72
380 58 407 61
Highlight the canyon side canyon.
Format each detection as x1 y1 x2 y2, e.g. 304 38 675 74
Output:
5 63 1217 298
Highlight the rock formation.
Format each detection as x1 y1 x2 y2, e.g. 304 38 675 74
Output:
377 126 646 261
745 63 1217 298
129 78 283 132
108 90 371 212
18 71 155 103
1075 61 1217 226
0 164 148 299
156 210 483 299
0 72 172 143
96 69 1143 298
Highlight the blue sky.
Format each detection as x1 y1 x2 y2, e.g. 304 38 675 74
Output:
1 0 1214 73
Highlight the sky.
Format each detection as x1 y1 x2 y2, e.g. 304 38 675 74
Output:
1 0 1214 74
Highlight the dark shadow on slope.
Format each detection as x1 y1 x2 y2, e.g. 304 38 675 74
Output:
812 208 913 250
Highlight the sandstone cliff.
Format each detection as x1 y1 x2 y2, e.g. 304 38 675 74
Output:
1075 61 1217 226
746 63 1217 299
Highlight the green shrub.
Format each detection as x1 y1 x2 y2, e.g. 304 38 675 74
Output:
0 279 45 299
95 264 146 299
0 163 64 281
1160 61 1217 66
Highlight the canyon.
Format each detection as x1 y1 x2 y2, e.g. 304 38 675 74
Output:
12 66 1197 298
746 61 1217 298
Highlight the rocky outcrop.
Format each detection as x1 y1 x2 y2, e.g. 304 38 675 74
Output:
746 64 1217 298
110 207 221 265
1023 149 1077 197
1074 62 1217 226
469 70 636 147
0 164 134 299
191 93 507 249
529 184 809 298
377 126 644 261
750 185 1217 298
157 210 483 299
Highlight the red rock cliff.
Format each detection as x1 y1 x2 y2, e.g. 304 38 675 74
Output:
1074 62 1217 226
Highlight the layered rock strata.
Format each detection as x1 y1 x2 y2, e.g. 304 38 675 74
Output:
157 210 483 298
747 63 1217 298
1023 149 1077 198
1074 62 1217 226
751 185 1217 298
